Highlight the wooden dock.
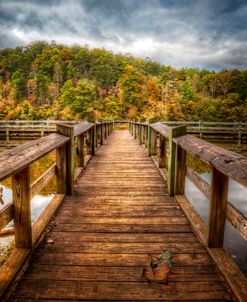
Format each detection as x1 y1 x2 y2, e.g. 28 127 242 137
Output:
9 130 233 301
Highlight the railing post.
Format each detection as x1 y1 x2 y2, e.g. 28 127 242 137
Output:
145 125 148 148
139 124 142 145
159 134 166 168
57 124 74 195
104 122 107 139
76 133 85 167
56 143 67 194
91 126 95 156
168 126 186 196
12 166 32 248
148 123 151 156
100 123 103 145
175 143 186 195
208 168 228 248
149 128 157 155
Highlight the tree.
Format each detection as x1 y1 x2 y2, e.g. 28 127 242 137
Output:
118 65 145 117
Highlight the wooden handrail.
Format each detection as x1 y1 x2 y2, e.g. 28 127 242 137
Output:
129 120 247 301
0 133 69 182
174 134 247 187
0 120 114 297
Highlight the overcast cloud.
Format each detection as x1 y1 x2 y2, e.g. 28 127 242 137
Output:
0 0 247 69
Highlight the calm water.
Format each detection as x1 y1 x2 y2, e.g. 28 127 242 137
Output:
0 150 56 255
185 161 247 276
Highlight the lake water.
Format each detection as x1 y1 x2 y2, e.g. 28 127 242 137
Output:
185 168 247 276
0 151 56 257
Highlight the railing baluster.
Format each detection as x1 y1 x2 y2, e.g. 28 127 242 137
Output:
57 124 74 195
175 144 186 195
12 166 32 248
56 143 67 194
159 134 166 168
168 126 186 196
208 168 228 248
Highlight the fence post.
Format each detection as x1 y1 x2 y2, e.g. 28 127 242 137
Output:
91 126 95 156
159 134 166 168
168 126 186 196
76 133 85 168
57 124 75 195
56 143 67 194
148 123 151 156
12 166 32 248
175 143 186 195
207 168 228 248
150 128 157 155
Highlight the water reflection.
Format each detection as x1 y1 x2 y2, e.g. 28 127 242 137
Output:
185 169 247 276
0 149 56 261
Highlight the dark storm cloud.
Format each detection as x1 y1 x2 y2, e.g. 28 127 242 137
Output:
0 0 246 69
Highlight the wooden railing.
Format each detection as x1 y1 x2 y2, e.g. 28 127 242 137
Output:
0 120 113 295
129 121 247 301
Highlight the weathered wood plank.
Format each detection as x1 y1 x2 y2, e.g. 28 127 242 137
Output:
14 280 226 300
12 166 32 249
57 124 74 195
34 252 213 267
0 203 14 231
0 133 69 181
174 133 247 187
73 122 94 136
186 167 247 241
32 194 65 246
8 130 234 302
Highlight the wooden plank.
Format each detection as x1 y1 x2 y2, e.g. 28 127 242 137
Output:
0 133 69 181
176 195 247 302
168 126 186 196
174 134 247 187
8 130 235 302
159 134 166 168
0 248 30 297
30 163 56 199
52 223 192 233
57 124 74 195
151 122 169 138
32 194 65 246
12 166 32 249
186 167 247 241
34 251 212 267
14 280 226 300
74 122 94 136
39 241 205 254
0 203 14 231
56 144 67 194
76 133 84 167
47 232 198 243
175 195 207 245
56 216 189 225
208 168 228 248
175 144 186 195
206 248 247 302
23 265 220 282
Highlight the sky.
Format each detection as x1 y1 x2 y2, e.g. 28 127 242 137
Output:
0 0 247 70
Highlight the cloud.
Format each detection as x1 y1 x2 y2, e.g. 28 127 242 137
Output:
0 0 246 70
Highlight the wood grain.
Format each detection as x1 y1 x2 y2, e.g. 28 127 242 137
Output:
10 130 233 302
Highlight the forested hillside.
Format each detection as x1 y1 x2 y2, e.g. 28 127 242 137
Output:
0 41 247 121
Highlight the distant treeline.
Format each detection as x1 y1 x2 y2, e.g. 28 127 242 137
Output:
0 41 247 121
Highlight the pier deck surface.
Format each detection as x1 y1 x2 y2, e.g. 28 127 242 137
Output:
10 130 231 301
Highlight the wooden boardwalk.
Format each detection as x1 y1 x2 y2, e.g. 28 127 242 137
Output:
10 130 231 301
